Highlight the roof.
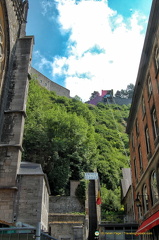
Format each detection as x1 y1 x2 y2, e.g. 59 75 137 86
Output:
18 162 51 194
18 162 44 175
0 220 15 226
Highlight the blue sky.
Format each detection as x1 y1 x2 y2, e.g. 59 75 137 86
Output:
26 0 152 101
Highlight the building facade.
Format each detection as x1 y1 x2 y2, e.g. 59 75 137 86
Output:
0 0 34 224
16 162 50 232
126 0 159 239
121 168 135 224
49 181 87 240
86 90 132 106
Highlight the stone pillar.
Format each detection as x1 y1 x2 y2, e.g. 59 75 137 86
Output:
0 36 34 223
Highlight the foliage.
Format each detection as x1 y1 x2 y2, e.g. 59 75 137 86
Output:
75 180 86 206
23 77 130 211
115 83 134 99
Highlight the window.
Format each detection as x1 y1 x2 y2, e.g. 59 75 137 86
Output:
0 23 4 74
142 97 146 117
137 193 142 219
151 171 159 205
132 132 135 149
136 119 139 136
148 75 152 97
152 107 158 140
138 145 143 174
145 127 151 154
134 158 138 183
155 46 159 70
143 184 149 213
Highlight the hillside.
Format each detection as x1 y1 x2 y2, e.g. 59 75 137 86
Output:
22 77 130 214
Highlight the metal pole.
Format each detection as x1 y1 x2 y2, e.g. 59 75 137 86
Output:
36 222 41 240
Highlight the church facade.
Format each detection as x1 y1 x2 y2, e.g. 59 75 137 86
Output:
0 0 44 226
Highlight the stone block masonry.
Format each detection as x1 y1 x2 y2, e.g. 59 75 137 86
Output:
30 67 70 98
0 36 34 223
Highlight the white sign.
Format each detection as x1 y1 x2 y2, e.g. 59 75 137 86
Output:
95 231 99 236
84 172 98 180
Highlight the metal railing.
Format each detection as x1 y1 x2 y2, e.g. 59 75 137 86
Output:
101 214 136 224
0 227 58 240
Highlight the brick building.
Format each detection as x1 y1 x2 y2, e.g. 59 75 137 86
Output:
126 0 159 239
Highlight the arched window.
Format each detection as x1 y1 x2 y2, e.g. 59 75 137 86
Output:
137 193 142 219
0 24 4 73
151 171 159 205
143 184 149 213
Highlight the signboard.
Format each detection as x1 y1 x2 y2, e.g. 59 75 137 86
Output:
84 172 98 180
95 231 99 236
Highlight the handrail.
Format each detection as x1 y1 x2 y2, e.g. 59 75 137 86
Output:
0 227 58 240
0 227 35 231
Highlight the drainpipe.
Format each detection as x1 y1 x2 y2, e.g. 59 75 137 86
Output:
36 222 41 240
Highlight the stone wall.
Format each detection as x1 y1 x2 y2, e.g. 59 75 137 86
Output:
50 222 84 240
49 196 84 214
30 67 70 98
16 175 43 225
0 0 33 223
49 214 85 240
41 179 49 231
16 175 49 231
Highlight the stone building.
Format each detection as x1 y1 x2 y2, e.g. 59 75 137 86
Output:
86 90 132 106
0 0 34 224
16 161 50 232
126 0 159 239
0 1 85 236
121 168 135 223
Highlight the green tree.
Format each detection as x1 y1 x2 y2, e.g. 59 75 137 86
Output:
23 77 130 210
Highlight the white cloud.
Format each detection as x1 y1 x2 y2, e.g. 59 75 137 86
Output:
41 1 53 16
46 0 148 101
33 50 52 70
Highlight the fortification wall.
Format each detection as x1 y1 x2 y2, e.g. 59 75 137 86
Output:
30 67 70 98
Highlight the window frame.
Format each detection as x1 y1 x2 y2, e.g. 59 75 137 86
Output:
147 75 153 97
134 157 138 183
142 184 149 213
131 132 135 150
136 119 139 136
145 126 151 155
142 96 146 117
138 145 143 175
150 170 159 205
152 107 158 140
155 46 159 71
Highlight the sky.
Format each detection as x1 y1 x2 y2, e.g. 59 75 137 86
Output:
26 0 153 102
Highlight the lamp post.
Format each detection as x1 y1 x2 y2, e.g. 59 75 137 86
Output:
134 195 149 207
134 197 142 207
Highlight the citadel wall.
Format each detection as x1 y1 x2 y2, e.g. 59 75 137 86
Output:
30 67 70 98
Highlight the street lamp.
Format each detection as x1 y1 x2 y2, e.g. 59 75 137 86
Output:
134 195 149 207
134 197 142 207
